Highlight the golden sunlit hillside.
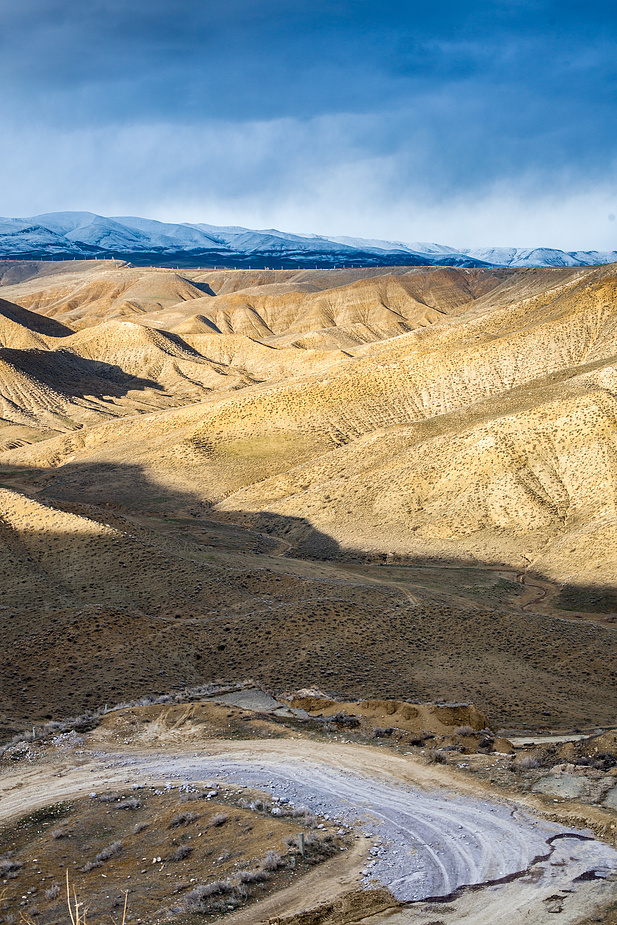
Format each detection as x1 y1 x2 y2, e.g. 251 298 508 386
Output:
1 259 617 739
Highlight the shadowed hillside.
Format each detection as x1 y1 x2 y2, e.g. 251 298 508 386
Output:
4 263 617 588
1 260 617 737
1 464 616 739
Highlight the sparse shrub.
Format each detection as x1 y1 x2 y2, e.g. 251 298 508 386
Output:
83 839 123 870
426 749 447 764
373 727 393 738
238 868 270 884
172 881 191 894
331 712 360 728
594 753 617 770
261 849 284 871
133 821 148 834
515 753 542 770
44 882 60 901
117 798 141 810
454 725 474 737
183 879 234 911
208 813 228 828
51 828 66 840
302 832 339 860
169 812 199 829
170 844 193 862
98 793 124 803
97 840 123 863
0 858 22 875
287 807 306 818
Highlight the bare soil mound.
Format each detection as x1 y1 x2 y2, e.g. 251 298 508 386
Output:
0 297 73 344
288 696 491 735
0 780 344 924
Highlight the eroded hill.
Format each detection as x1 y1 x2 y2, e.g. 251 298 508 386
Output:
1 260 617 736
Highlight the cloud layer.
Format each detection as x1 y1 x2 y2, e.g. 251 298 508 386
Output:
1 0 616 248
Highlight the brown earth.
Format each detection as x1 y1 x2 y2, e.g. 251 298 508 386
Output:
1 261 617 742
2 718 617 925
0 769 348 924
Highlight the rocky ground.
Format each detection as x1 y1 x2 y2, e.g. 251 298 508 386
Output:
1 690 617 925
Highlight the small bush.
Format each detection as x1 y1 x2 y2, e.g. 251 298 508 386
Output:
133 821 149 834
98 793 124 803
0 858 22 875
117 798 141 810
169 812 199 829
238 868 270 884
97 840 123 863
208 813 228 828
303 833 339 859
454 725 474 737
83 839 123 870
426 749 447 764
373 727 393 738
515 753 542 770
44 882 60 901
262 849 284 871
331 713 360 728
172 881 191 894
184 879 234 911
170 844 193 862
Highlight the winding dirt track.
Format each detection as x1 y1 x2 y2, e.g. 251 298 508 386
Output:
0 739 615 924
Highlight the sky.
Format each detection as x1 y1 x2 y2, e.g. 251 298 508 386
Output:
1 0 616 249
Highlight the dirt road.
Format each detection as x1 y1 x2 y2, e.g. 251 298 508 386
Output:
0 738 615 924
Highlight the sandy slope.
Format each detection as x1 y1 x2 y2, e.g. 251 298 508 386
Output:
4 263 617 588
2 261 617 734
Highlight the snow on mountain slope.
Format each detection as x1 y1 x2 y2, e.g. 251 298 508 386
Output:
112 216 228 250
0 212 615 268
327 235 460 256
463 246 617 267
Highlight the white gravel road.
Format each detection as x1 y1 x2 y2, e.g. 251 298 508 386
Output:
83 751 617 904
2 741 616 924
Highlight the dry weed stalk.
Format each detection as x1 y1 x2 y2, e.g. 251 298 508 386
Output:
18 872 128 925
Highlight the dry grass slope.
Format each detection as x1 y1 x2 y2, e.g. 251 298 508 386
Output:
1 261 617 737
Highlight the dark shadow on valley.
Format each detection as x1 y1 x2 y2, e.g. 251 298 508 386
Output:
2 457 617 618
0 459 617 737
0 347 164 398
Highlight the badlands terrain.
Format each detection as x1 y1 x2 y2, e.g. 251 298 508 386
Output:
1 258 617 923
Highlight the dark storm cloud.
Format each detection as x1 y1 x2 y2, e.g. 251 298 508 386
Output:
1 1 616 246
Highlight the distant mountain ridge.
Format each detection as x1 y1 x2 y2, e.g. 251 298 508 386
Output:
0 211 615 269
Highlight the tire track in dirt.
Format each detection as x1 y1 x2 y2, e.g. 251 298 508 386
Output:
0 741 615 924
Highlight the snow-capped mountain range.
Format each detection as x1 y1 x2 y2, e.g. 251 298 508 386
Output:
0 211 615 269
